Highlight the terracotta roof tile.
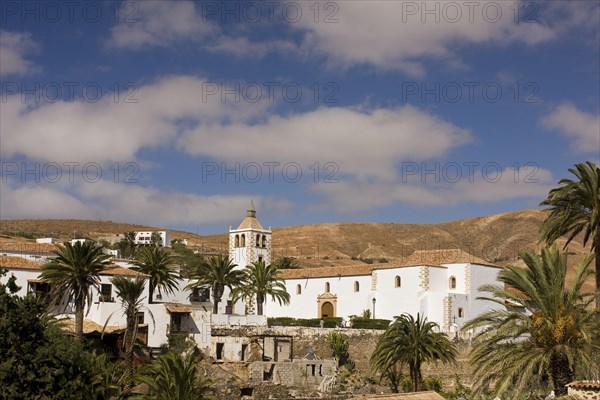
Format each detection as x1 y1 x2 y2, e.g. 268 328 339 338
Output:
0 239 55 253
402 248 497 267
165 304 192 313
279 249 499 280
236 217 264 230
99 266 147 277
0 256 42 270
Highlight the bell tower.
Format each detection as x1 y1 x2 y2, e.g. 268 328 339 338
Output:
229 200 272 269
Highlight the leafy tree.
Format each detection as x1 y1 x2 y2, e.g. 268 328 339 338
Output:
170 242 203 277
135 351 214 400
327 331 350 367
0 269 109 399
273 256 300 269
231 260 290 315
132 246 181 303
540 161 600 314
186 255 243 314
105 276 154 387
464 247 600 397
40 241 111 342
371 313 456 392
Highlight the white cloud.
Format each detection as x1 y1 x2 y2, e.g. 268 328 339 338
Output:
0 75 269 163
0 30 38 77
177 105 471 180
312 166 554 212
290 0 563 75
541 103 600 154
0 179 292 227
205 36 296 58
107 1 216 49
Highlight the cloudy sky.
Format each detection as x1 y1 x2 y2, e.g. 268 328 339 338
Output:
1 0 599 233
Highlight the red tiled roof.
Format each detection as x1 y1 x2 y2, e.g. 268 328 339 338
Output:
0 256 42 270
279 249 499 280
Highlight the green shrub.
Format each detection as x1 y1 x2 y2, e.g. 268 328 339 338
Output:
423 376 443 391
350 318 391 330
267 317 342 328
327 331 350 367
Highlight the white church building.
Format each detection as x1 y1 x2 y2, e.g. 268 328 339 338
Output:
227 202 503 333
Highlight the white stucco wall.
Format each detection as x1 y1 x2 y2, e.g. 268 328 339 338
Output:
372 267 423 320
467 264 504 333
1 266 213 350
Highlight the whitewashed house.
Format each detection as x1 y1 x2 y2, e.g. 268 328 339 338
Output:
0 256 212 351
36 237 56 244
134 230 171 247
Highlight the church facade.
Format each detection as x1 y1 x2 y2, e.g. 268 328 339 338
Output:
229 203 504 333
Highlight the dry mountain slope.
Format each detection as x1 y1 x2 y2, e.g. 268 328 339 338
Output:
1 210 593 275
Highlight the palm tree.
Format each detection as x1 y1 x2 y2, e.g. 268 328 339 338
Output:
185 255 243 314
136 351 213 400
540 161 600 312
464 247 600 397
370 313 456 392
105 276 154 386
132 247 181 303
41 241 111 342
120 231 138 259
231 260 290 315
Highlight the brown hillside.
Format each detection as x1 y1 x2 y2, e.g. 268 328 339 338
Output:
0 210 594 291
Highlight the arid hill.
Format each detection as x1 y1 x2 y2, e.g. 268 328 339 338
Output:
1 210 594 290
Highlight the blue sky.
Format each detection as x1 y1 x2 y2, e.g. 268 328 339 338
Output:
1 0 599 234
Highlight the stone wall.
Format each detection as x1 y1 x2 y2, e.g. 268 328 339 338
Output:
249 359 337 388
213 326 474 387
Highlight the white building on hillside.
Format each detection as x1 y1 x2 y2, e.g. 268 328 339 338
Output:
134 230 171 247
223 204 503 334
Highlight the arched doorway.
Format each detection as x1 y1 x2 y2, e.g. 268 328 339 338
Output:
317 293 337 318
321 302 334 318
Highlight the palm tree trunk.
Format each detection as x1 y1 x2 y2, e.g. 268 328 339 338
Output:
212 285 221 314
550 350 574 396
257 294 264 315
410 363 422 392
74 300 84 343
124 314 136 388
149 280 154 304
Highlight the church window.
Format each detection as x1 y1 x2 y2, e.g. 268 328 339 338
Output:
235 235 239 247
262 235 267 248
449 276 456 289
256 235 261 247
395 276 401 288
354 281 359 292
324 282 330 292
296 284 301 295
458 308 464 318
241 234 246 246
